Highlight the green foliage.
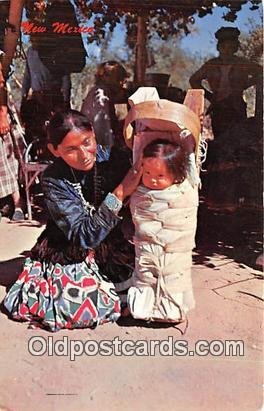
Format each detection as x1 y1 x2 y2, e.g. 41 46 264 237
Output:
24 1 262 49
10 1 263 113
72 0 262 48
239 25 263 65
146 37 205 91
238 23 263 116
71 65 96 110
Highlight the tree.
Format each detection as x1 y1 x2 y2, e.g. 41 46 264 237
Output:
239 25 263 64
2 1 263 93
239 23 263 116
22 0 262 82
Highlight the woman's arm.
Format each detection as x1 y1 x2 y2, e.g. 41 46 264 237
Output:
189 63 213 103
0 61 10 135
41 164 142 249
246 61 262 89
42 176 122 249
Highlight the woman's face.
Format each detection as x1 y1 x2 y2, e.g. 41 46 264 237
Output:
142 157 175 190
48 129 97 171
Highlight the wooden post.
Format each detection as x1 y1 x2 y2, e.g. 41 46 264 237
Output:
2 0 24 78
183 89 205 158
183 89 205 119
135 15 147 85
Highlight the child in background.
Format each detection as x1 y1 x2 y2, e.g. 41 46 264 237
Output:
128 139 198 323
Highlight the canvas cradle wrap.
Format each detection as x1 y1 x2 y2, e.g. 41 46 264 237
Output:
125 88 204 323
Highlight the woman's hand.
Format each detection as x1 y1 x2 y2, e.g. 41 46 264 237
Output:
0 106 10 136
113 159 143 202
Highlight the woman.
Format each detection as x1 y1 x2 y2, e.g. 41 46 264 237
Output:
4 110 142 331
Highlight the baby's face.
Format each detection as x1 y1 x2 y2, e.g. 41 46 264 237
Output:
142 157 175 190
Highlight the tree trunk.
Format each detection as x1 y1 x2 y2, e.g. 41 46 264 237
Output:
134 15 147 85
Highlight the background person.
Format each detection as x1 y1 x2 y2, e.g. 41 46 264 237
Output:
189 26 262 211
0 51 24 221
20 34 71 160
189 26 262 137
81 60 130 162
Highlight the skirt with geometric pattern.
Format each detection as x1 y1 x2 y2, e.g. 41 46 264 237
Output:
4 254 121 332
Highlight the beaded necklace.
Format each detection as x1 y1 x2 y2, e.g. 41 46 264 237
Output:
69 163 103 213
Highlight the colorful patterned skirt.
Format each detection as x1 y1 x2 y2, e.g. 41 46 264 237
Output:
4 253 121 332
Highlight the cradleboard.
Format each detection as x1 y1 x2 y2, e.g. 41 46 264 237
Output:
124 87 206 187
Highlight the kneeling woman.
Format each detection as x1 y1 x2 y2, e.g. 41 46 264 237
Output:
4 110 142 331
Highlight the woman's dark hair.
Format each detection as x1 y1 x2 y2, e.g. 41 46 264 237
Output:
47 110 93 148
143 139 187 183
95 60 128 83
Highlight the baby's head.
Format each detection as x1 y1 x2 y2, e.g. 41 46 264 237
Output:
141 139 187 190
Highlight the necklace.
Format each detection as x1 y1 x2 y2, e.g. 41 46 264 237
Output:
69 163 103 212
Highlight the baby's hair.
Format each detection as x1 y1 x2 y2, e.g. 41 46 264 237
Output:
47 110 93 148
143 139 187 183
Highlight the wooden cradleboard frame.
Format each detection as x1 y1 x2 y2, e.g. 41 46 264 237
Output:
123 89 204 165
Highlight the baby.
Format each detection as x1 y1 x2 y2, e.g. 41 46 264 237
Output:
128 138 199 323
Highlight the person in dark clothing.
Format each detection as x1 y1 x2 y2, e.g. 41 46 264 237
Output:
22 38 71 108
0 49 24 220
20 35 71 160
189 27 262 211
81 60 129 161
189 26 262 138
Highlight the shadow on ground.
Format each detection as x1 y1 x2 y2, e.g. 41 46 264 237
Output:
195 203 263 268
0 256 27 288
117 316 188 334
0 202 262 291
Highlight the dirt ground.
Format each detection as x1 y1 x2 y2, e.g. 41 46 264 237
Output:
0 205 263 411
